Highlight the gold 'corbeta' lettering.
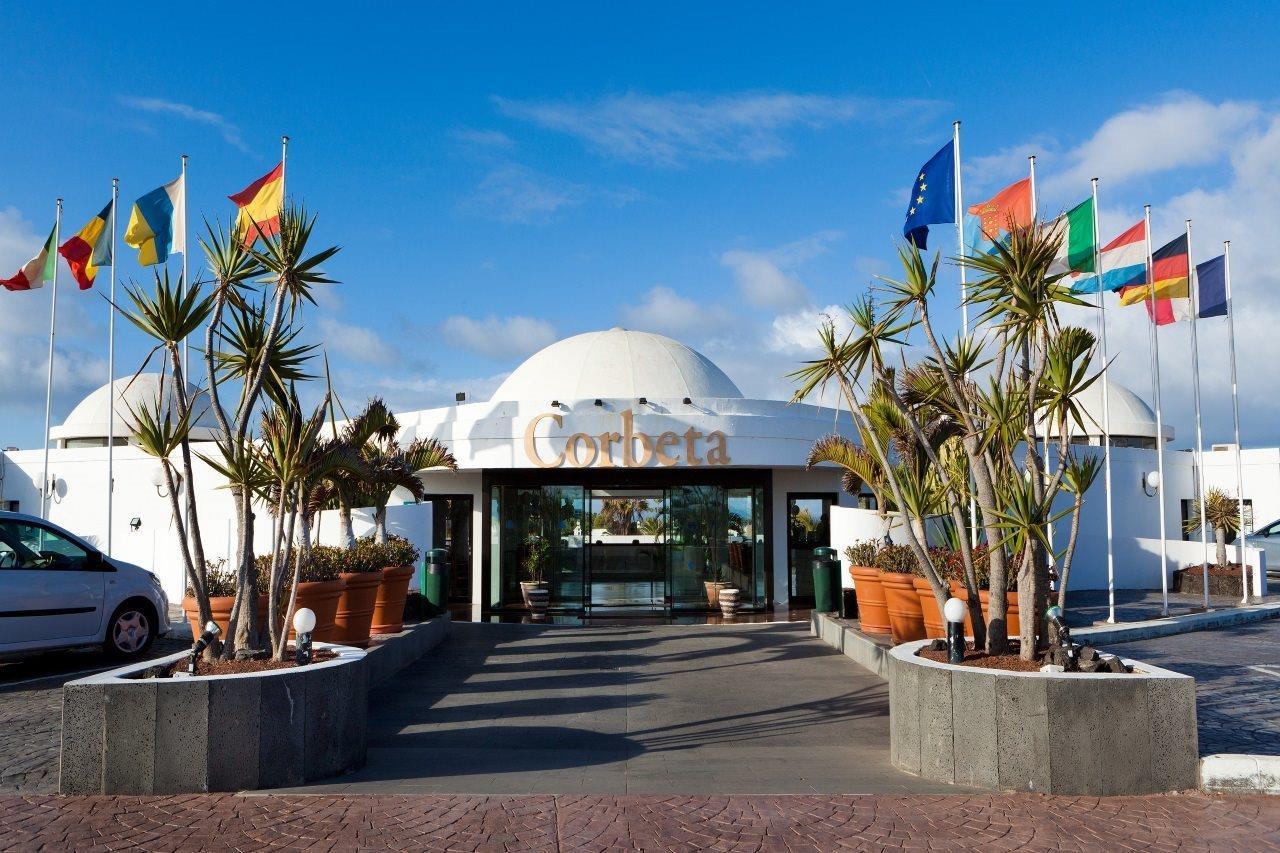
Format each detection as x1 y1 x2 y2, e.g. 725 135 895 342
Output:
524 412 565 468
521 409 730 468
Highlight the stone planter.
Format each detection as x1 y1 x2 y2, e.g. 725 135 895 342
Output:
332 571 383 648
371 565 414 635
881 571 926 644
912 577 945 639
718 587 741 617
182 594 268 644
849 566 890 634
888 639 1199 794
703 580 728 608
287 579 345 642
1172 565 1254 598
60 643 368 794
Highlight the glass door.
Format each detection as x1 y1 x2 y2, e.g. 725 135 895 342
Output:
787 493 835 605
586 488 666 609
430 496 473 604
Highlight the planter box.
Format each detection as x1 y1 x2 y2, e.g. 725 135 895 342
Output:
60 643 368 794
888 639 1199 794
1172 566 1255 599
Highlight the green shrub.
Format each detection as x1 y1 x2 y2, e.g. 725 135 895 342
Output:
357 535 419 568
844 540 878 568
189 559 236 597
872 544 916 574
253 549 341 590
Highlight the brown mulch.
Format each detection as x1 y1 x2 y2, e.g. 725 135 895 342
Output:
1183 563 1246 576
917 641 1044 672
166 648 337 677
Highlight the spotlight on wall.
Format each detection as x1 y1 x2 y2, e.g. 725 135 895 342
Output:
594 398 604 407
455 392 466 403
129 517 142 531
1142 469 1161 497
682 397 692 405
551 400 560 409
638 397 648 406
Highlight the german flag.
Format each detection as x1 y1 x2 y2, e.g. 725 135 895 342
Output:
58 200 114 290
1118 233 1191 325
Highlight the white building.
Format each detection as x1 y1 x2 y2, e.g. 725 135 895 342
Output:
0 327 1269 610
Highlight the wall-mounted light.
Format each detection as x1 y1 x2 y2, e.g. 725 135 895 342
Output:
1142 469 1161 497
151 465 183 498
594 398 604 407
455 392 466 403
682 397 692 405
551 400 560 409
129 517 142 531
638 397 648 406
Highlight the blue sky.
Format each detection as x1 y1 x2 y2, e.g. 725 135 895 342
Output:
2 2 1280 448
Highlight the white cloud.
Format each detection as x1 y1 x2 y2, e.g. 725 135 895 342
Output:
440 314 557 360
120 96 249 153
618 286 734 338
462 165 586 224
451 128 515 150
316 317 400 366
718 230 841 311
495 91 931 167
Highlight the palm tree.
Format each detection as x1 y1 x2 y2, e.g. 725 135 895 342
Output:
1186 488 1243 568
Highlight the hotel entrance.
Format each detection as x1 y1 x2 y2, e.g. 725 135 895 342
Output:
485 470 769 614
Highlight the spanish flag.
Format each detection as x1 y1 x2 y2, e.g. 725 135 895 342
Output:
58 200 114 289
229 162 283 246
1118 233 1191 325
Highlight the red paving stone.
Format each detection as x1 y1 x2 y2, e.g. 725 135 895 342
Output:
1 793 1278 851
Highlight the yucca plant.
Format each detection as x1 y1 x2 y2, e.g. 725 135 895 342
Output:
1185 487 1243 568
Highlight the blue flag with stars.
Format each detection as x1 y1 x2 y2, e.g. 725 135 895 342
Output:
902 140 956 249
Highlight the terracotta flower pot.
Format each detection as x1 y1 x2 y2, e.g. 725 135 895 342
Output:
703 580 728 608
371 565 414 635
948 580 1020 639
332 571 383 648
287 579 345 642
912 577 946 639
881 571 927 644
183 594 268 643
849 566 890 634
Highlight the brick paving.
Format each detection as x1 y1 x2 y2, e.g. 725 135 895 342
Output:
1103 619 1280 756
1 793 1277 851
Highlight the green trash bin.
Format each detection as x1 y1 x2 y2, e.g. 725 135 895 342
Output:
423 548 448 615
812 546 839 612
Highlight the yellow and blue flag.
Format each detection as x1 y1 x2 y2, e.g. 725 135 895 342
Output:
124 175 185 266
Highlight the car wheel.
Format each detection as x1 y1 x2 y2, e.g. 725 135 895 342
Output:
104 601 156 658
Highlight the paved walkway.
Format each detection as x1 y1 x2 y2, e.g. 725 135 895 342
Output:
280 621 957 795
1102 619 1280 757
1064 588 1278 628
3 793 1278 851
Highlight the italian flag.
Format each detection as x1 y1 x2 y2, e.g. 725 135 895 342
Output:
2 224 58 292
1048 197 1096 277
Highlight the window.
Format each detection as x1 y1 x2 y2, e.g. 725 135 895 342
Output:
3 500 17 512
0 521 91 570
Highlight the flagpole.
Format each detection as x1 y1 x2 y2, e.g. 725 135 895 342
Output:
1092 178 1117 623
953 120 978 548
1028 154 1056 572
40 198 62 520
180 154 189 380
281 135 289 201
1185 219 1211 610
1223 240 1249 603
106 178 118 556
1144 204 1170 616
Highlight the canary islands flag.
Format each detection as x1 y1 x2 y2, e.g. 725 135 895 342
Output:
58 200 114 289
125 175 186 266
902 141 955 250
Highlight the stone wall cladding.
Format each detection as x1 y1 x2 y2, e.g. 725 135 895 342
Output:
887 639 1199 795
59 614 449 795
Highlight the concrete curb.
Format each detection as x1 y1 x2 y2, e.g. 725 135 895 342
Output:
1200 754 1280 794
810 612 890 678
1075 602 1280 645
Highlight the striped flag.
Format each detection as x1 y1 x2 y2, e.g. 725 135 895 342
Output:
1071 221 1147 294
58 200 114 289
1120 233 1191 325
229 162 284 246
125 175 186 266
2 224 58 292
1048 197 1096 278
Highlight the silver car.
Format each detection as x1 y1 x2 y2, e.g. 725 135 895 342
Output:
1234 518 1279 589
0 511 170 659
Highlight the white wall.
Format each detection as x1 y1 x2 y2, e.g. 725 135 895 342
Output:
769 467 853 606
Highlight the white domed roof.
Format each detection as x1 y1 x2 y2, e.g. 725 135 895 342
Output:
50 374 219 443
1048 380 1172 442
491 328 743 402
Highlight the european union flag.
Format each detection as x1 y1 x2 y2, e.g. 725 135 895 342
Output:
902 140 956 249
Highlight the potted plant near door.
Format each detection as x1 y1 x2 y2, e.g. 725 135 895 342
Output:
370 536 420 636
327 541 383 647
521 534 551 616
845 541 889 634
255 552 345 642
877 544 927 644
